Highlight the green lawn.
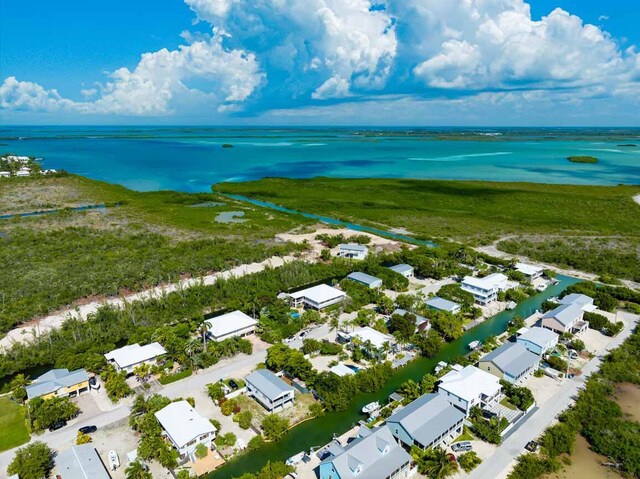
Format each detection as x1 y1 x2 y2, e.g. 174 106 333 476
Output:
0 397 29 452
453 426 476 443
500 397 518 411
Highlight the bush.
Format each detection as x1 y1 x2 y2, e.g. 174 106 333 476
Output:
220 398 237 416
261 414 290 441
247 435 265 451
584 312 623 336
158 369 192 385
234 410 253 429
507 454 559 479
546 355 568 372
7 441 54 479
76 431 92 445
215 432 237 448
568 339 585 352
500 380 535 411
458 451 482 472
541 422 576 458
194 443 208 459
207 382 226 402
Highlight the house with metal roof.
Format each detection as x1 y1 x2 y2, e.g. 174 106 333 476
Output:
390 308 430 332
105 342 167 375
437 365 502 415
55 444 110 479
516 327 559 356
386 393 465 450
245 369 295 412
479 342 540 384
155 400 216 461
515 262 544 281
461 273 508 305
425 297 461 314
205 310 258 342
559 293 596 312
338 243 369 260
319 426 412 479
289 284 347 310
347 272 383 289
541 303 588 334
351 326 395 351
388 264 414 278
25 368 90 401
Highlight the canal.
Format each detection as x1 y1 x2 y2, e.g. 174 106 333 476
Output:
211 274 580 478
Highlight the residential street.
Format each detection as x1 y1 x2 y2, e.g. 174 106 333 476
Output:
468 311 639 479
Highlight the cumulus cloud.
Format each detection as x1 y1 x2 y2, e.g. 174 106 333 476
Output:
1 0 639 119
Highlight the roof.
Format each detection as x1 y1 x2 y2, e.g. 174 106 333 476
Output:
321 426 411 479
26 368 89 400
425 297 461 312
387 393 465 447
205 310 257 338
329 364 357 377
289 284 346 303
542 303 583 327
515 263 544 276
105 342 166 369
55 445 110 479
517 327 558 348
388 264 413 274
351 327 394 349
155 401 216 448
560 293 596 311
245 369 293 401
481 342 539 377
438 365 501 402
462 273 508 291
391 308 428 327
347 272 382 286
339 243 369 252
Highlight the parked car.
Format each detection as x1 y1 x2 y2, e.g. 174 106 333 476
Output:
78 425 97 434
49 420 67 432
525 441 539 452
452 442 473 452
299 331 308 339
228 380 239 390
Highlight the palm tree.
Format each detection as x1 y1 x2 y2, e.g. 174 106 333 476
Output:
184 337 202 365
125 460 152 479
199 319 211 352
412 446 458 479
329 316 340 333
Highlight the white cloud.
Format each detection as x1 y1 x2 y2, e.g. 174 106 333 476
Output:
0 77 75 112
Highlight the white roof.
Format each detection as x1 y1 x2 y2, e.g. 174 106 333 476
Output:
515 263 543 276
438 365 501 402
351 327 393 349
289 284 346 303
339 243 368 252
205 310 257 338
559 293 596 312
104 342 166 369
462 273 508 290
155 401 216 448
518 326 559 347
329 364 357 377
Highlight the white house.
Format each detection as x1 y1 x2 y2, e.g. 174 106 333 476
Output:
104 342 167 375
329 364 357 377
388 264 414 278
155 401 216 461
516 327 559 356
350 327 395 356
0 171 10 178
541 303 588 335
337 243 369 260
56 445 111 479
461 273 509 305
425 297 461 315
347 272 383 289
16 167 30 177
289 284 347 310
245 369 295 411
204 310 258 342
515 263 544 281
437 365 502 415
559 293 597 312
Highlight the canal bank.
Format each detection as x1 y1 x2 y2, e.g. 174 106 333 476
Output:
210 274 580 478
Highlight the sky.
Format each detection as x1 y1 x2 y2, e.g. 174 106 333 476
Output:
1 0 639 126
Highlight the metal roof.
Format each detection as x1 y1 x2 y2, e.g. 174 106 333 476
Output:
104 342 166 369
515 263 543 276
388 264 413 274
245 369 293 401
560 293 595 309
289 284 346 303
462 273 508 291
391 308 428 327
347 272 382 286
321 426 411 479
543 302 583 326
425 297 461 312
438 365 501 402
25 368 89 400
481 342 539 378
55 445 110 479
339 243 369 252
155 400 216 449
517 327 558 348
387 393 465 447
205 310 257 338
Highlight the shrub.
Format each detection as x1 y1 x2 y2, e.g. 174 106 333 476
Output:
194 443 208 459
76 431 92 445
158 369 192 385
546 355 568 372
458 451 482 472
220 398 237 416
207 382 226 402
234 410 253 429
261 414 290 441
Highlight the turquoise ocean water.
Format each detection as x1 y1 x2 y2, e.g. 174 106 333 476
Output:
1 126 639 191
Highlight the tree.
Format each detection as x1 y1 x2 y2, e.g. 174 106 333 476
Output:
195 442 209 459
28 396 79 431
389 313 416 342
261 414 290 441
9 373 29 402
76 431 92 444
215 432 237 448
199 319 211 352
398 379 421 401
220 398 237 416
234 410 253 429
377 295 395 315
125 460 152 479
457 451 482 472
8 442 53 479
414 329 444 358
411 446 458 479
207 382 226 402
420 373 438 393
568 339 586 352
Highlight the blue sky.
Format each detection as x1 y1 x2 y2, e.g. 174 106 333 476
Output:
1 0 639 125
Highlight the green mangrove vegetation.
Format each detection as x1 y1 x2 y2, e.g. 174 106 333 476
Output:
567 155 598 163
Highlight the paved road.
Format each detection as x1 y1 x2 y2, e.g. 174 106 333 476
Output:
468 312 639 479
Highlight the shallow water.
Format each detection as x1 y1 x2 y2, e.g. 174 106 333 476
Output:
1 127 639 192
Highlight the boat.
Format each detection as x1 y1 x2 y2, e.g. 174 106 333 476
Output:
286 452 305 466
361 401 380 414
108 450 120 470
468 340 480 350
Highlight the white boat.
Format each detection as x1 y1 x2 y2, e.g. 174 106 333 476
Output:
108 450 120 470
468 340 480 350
286 452 305 466
361 401 380 414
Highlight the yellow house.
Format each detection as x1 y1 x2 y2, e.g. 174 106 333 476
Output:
25 368 90 401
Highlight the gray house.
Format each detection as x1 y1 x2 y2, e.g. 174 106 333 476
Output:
55 445 111 479
425 297 461 315
388 264 414 278
347 272 383 289
386 393 465 450
479 342 540 384
319 426 412 479
245 369 295 412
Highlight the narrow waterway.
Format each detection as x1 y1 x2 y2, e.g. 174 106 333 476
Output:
211 274 579 478
0 203 107 220
220 193 438 247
